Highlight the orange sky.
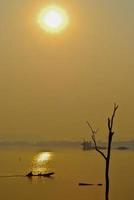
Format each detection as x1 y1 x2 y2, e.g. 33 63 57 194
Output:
0 0 134 141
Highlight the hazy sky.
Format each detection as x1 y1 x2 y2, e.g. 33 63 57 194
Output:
0 0 134 141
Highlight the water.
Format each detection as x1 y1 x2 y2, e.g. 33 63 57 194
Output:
0 147 133 200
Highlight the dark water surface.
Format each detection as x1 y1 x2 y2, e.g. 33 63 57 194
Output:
0 147 133 200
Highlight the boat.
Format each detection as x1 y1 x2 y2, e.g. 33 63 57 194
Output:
81 140 92 150
117 146 129 150
26 171 55 177
79 183 94 186
78 183 103 186
81 140 106 150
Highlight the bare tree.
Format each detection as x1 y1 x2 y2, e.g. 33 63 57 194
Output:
87 104 118 200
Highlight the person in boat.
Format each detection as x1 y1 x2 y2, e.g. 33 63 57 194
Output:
26 171 55 177
26 171 33 177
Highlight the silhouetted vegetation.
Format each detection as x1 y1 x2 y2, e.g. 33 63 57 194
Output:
87 104 118 200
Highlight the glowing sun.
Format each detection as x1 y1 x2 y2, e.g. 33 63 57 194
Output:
38 5 69 33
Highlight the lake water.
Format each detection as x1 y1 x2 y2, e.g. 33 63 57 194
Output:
0 147 133 200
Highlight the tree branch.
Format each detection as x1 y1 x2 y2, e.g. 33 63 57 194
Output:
86 121 107 160
108 103 119 132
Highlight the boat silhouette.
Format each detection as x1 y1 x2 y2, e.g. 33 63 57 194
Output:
26 171 55 177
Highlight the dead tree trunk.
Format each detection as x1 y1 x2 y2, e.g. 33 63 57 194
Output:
87 104 118 200
105 133 113 200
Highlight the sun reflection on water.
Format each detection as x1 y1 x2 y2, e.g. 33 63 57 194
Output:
32 152 53 174
36 152 52 163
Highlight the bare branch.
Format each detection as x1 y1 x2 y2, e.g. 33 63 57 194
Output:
86 121 107 160
108 118 111 130
92 135 107 160
86 121 97 134
108 103 119 132
111 104 118 130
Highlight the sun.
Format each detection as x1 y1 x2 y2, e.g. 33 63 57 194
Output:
38 5 69 33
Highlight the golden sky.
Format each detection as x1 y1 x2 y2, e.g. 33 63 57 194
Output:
0 0 134 141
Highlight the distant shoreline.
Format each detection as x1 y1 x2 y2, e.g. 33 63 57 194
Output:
0 140 133 150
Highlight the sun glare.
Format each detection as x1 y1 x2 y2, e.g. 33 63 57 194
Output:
36 152 52 163
38 5 69 33
32 152 53 174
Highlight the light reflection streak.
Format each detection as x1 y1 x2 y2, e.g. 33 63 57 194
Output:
32 152 53 174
